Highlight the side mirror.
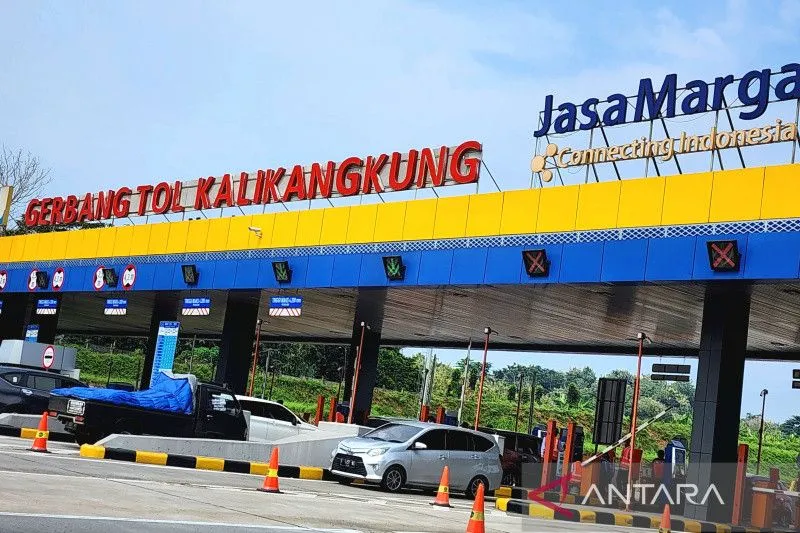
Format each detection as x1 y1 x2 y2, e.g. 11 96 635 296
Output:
413 441 427 450
292 418 298 426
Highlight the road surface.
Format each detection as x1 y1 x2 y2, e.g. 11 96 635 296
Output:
0 435 642 532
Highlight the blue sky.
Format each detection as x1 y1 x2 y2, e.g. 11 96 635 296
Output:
2 1 800 421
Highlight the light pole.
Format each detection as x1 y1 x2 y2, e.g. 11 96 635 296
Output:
247 319 262 397
626 332 649 511
756 388 768 474
457 338 472 426
474 327 494 430
348 322 368 424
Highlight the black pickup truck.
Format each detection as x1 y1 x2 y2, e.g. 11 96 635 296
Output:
49 382 248 445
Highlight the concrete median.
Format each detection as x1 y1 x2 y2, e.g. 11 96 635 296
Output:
79 443 336 480
96 421 371 468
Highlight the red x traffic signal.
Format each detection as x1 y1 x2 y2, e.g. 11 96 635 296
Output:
706 240 740 272
522 249 550 277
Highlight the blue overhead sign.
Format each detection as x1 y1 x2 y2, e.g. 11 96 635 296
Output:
182 297 211 316
104 298 128 316
150 321 180 384
269 296 302 308
35 299 58 315
269 296 302 317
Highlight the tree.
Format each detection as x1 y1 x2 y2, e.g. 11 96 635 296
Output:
0 146 51 222
780 415 800 437
507 385 516 401
566 383 581 407
376 348 420 392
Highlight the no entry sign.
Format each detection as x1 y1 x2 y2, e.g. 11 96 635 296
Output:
42 345 55 370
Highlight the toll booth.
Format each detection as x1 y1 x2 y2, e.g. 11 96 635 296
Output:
0 340 79 378
559 425 585 462
665 439 687 479
442 410 458 426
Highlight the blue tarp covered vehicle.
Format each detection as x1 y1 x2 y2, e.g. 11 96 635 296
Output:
48 372 247 445
51 371 195 415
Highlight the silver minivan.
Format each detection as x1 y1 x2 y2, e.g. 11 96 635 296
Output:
330 421 502 498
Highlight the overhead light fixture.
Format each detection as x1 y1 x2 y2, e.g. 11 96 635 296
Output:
706 240 740 272
102 268 118 288
181 264 199 285
382 255 405 281
35 271 49 289
272 261 292 284
522 249 550 277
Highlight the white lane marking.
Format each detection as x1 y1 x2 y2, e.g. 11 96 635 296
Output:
0 512 361 532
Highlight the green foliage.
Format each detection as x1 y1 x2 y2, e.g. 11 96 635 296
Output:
566 383 581 407
780 415 800 437
507 385 516 401
376 348 421 392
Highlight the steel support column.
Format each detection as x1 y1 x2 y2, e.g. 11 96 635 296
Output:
215 291 261 394
684 283 750 523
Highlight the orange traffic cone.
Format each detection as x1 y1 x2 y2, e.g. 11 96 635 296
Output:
658 504 671 533
466 481 485 533
30 412 49 453
258 448 281 493
430 466 452 508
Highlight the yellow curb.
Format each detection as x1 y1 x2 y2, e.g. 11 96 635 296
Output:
136 450 168 466
299 466 323 480
195 456 225 471
80 444 106 459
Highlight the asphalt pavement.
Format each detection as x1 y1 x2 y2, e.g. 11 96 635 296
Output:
0 435 645 532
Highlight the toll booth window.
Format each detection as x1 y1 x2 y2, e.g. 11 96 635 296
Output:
446 430 474 451
30 375 58 392
1 372 22 385
416 429 447 450
472 435 495 452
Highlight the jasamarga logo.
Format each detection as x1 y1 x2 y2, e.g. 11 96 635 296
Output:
582 483 725 507
534 63 800 137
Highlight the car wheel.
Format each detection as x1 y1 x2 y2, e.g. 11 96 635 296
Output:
380 465 405 493
466 476 488 499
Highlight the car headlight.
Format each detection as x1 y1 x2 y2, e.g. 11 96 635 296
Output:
367 447 389 456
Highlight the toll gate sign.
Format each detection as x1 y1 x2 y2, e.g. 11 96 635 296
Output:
35 299 58 315
25 324 39 342
182 297 211 316
268 296 302 317
104 298 128 316
149 321 180 384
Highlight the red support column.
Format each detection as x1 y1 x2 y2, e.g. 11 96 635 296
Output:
435 406 445 424
540 419 558 488
328 397 338 422
420 405 429 422
314 395 325 426
731 443 749 526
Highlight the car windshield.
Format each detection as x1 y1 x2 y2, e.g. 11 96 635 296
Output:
363 423 420 443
